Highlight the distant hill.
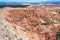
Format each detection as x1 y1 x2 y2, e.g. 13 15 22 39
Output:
0 1 60 8
42 1 60 4
0 1 60 5
0 2 22 5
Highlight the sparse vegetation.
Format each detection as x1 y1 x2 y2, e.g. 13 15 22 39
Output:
58 11 60 14
0 5 29 8
56 31 60 40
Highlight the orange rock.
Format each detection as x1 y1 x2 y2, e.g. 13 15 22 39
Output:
2 6 60 40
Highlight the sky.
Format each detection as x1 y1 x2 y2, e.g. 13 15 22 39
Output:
0 0 60 2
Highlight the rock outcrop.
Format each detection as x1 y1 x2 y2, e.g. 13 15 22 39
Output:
0 5 60 40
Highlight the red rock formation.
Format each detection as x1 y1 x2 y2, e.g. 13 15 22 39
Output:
2 6 60 40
